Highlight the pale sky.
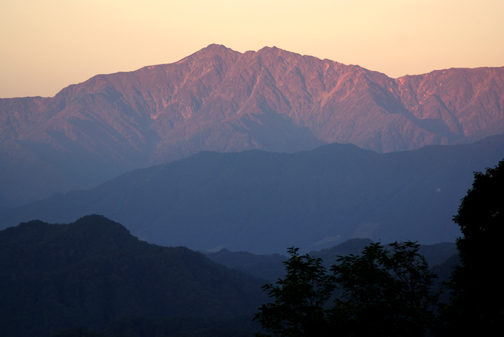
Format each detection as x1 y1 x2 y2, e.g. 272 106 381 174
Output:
1 0 503 98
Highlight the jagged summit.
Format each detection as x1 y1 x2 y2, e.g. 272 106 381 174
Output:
1 44 503 207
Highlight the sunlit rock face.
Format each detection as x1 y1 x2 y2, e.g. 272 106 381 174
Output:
1 44 503 207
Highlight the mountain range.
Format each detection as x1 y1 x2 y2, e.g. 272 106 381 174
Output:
0 215 458 337
2 135 502 253
1 44 503 208
205 238 457 283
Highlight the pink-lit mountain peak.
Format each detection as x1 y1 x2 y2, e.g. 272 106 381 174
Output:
4 45 503 144
0 44 503 207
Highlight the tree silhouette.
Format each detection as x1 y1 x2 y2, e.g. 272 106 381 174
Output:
441 159 504 335
254 247 335 337
255 243 439 337
331 242 438 337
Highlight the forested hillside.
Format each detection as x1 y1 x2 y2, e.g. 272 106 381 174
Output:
0 215 267 337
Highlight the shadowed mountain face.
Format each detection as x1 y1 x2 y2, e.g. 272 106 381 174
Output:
0 215 267 337
1 44 503 207
2 135 502 254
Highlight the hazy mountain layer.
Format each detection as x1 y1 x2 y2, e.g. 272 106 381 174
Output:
1 44 503 207
0 215 267 337
205 238 457 283
2 136 502 253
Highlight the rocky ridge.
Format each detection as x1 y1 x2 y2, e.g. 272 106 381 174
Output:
1 44 503 207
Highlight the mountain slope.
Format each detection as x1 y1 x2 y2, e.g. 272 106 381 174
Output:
1 44 503 207
0 215 267 337
2 135 502 254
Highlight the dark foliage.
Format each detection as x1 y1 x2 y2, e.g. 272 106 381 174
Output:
52 326 99 337
254 247 336 337
52 315 259 337
440 159 504 335
0 215 267 337
331 242 439 337
255 242 439 337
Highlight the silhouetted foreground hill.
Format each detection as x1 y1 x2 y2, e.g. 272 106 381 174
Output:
0 215 267 337
1 135 502 253
52 316 259 337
